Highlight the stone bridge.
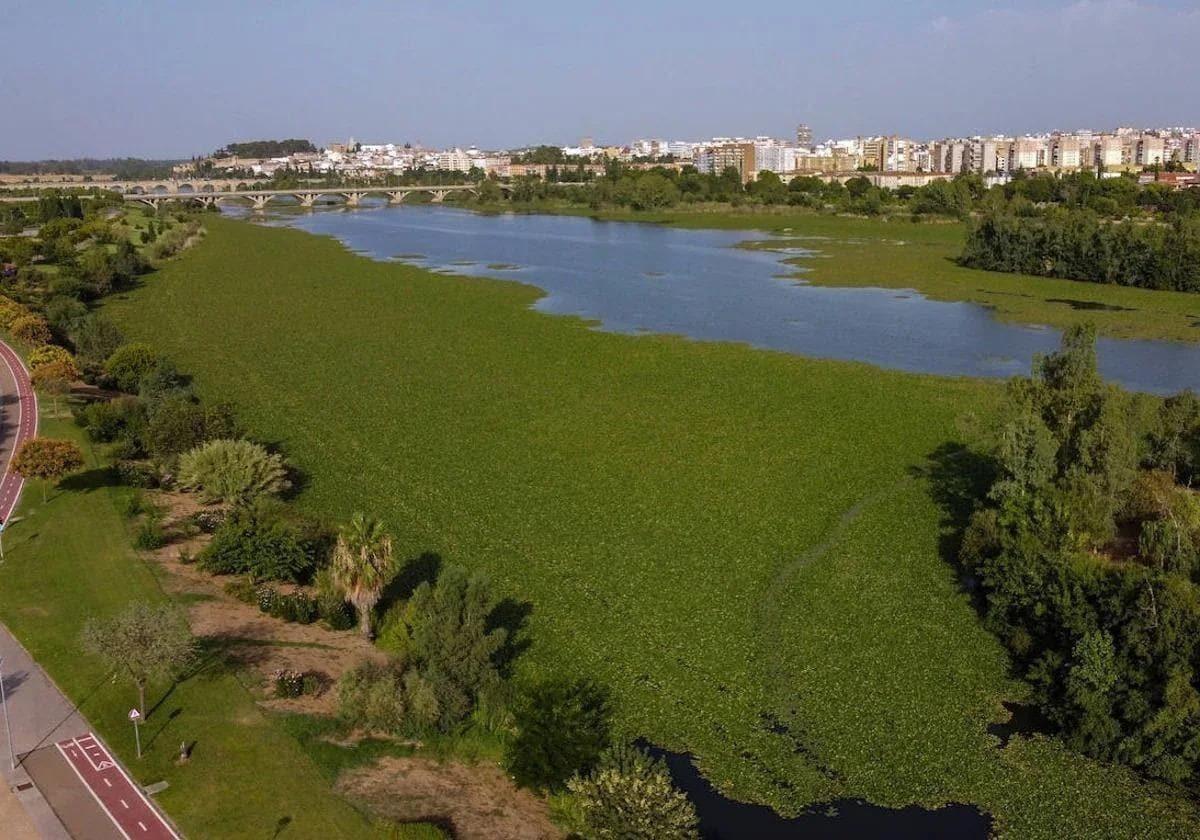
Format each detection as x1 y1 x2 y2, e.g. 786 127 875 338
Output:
0 182 524 210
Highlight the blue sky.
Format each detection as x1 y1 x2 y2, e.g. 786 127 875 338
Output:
1 0 1197 159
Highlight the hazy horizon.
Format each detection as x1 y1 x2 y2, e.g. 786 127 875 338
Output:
2 0 1198 160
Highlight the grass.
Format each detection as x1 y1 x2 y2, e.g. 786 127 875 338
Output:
488 202 1200 343
0 410 441 839
103 216 1200 838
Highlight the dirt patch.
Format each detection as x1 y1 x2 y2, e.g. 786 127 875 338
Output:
140 490 382 713
337 757 562 840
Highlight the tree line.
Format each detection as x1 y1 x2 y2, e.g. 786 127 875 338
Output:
960 209 1200 292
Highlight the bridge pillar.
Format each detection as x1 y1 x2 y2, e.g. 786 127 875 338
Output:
138 197 163 211
342 192 366 207
430 190 448 203
249 194 273 211
386 191 409 205
294 193 319 208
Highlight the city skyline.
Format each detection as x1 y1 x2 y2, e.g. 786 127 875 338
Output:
2 0 1199 159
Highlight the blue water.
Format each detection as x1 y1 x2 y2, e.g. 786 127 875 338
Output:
242 203 1200 394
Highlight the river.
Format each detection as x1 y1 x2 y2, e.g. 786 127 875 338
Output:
232 202 1200 394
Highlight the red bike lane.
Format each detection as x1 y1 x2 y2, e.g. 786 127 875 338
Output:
0 338 37 523
56 734 179 840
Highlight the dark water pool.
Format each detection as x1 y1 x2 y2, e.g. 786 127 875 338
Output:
236 203 1200 394
643 743 992 840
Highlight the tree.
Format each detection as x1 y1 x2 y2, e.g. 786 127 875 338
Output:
11 437 84 502
80 601 196 719
144 396 236 461
177 438 290 505
331 513 396 638
506 678 612 791
105 342 159 392
71 314 125 365
30 356 79 416
406 564 506 729
567 742 699 839
631 174 679 210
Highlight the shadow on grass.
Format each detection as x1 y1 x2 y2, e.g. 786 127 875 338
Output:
488 597 534 677
58 467 121 493
377 551 442 614
912 442 996 562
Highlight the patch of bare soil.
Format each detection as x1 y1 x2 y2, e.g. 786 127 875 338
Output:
336 757 563 840
144 490 383 713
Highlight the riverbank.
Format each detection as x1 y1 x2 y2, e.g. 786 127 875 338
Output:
104 215 1200 837
465 200 1200 344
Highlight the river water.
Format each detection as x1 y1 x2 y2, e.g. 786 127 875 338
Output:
241 202 1200 394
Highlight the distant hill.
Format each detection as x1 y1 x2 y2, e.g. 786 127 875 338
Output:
214 139 317 158
0 158 181 179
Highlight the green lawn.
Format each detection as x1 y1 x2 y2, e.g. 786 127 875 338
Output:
105 216 1200 838
0 410 440 839
494 202 1200 343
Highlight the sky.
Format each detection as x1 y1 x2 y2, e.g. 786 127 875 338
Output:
1 0 1197 159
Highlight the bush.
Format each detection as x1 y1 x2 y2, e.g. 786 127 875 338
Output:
506 678 613 792
120 490 152 518
200 501 315 582
189 508 226 533
114 459 159 489
133 515 167 550
271 592 318 624
75 397 145 444
224 577 258 604
337 660 440 736
273 669 305 698
177 438 290 505
11 314 52 346
314 566 356 630
567 742 699 840
256 585 278 613
105 342 159 393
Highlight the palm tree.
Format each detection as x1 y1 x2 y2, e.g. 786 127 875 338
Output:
331 513 396 639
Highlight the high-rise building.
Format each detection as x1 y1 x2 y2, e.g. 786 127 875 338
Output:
796 124 813 150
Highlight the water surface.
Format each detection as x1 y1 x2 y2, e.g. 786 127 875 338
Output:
243 203 1200 394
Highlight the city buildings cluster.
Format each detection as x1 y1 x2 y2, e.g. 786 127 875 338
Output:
184 125 1200 188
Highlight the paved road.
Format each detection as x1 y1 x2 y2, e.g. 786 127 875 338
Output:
0 338 178 838
0 337 37 522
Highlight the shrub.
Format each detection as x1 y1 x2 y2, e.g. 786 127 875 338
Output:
29 344 75 371
224 577 258 604
75 397 145 444
177 548 194 565
256 585 279 613
114 460 159 489
120 490 152 518
177 439 290 505
11 314 52 346
189 508 226 533
274 669 305 698
506 678 613 792
314 566 356 629
301 673 324 696
200 502 314 582
133 514 167 550
337 660 439 735
105 342 159 392
406 564 506 731
271 592 318 624
567 742 699 840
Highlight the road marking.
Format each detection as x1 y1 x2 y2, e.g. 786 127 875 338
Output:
104 777 113 787
138 822 147 832
121 798 129 808
55 738 133 840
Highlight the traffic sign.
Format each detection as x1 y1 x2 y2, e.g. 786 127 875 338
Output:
128 708 141 722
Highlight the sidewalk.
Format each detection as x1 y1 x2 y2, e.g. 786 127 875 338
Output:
0 622 89 839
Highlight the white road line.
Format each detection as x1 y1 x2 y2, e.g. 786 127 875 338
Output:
120 798 129 809
54 739 133 840
138 822 147 832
